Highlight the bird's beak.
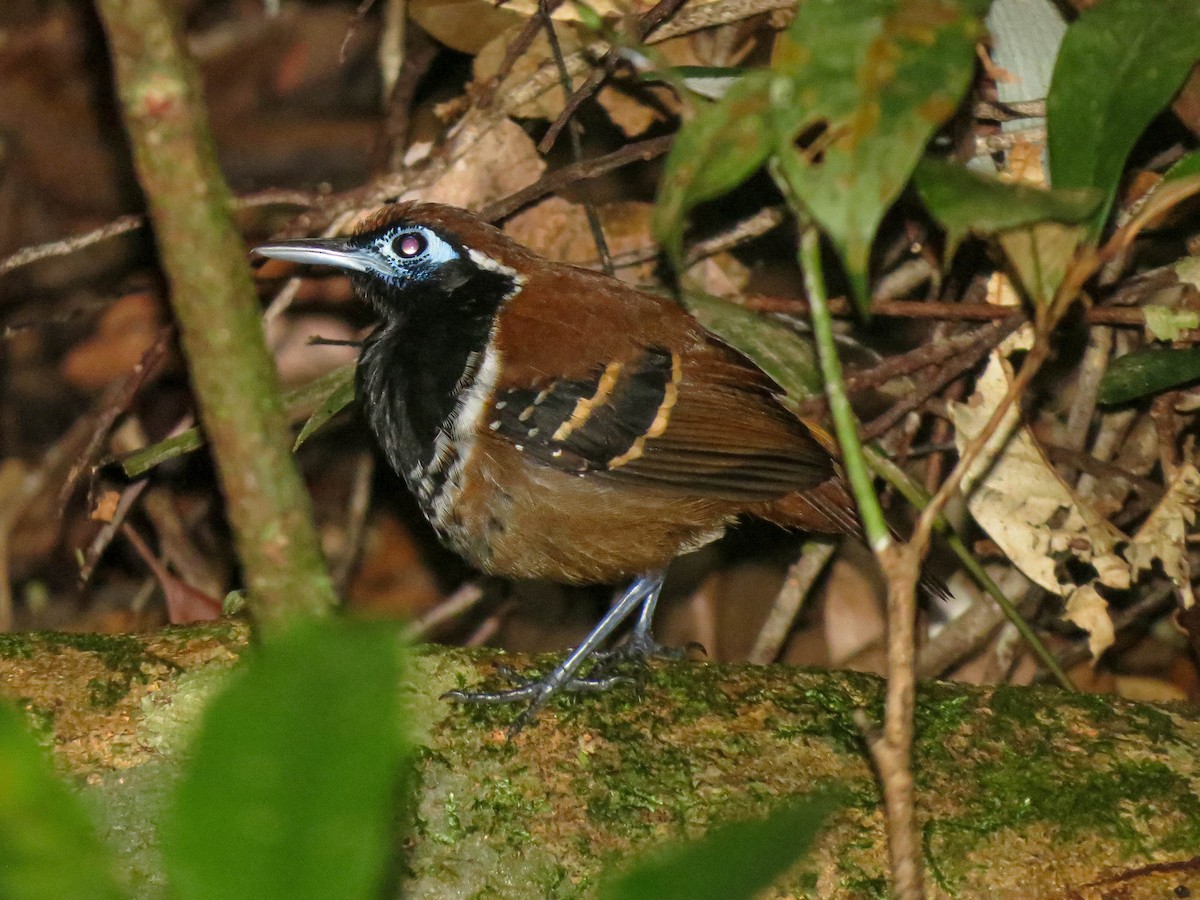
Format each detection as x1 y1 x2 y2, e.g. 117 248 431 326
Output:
253 237 394 278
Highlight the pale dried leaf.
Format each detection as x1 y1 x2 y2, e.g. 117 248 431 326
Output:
474 28 586 120
1064 583 1115 658
951 343 1129 596
1113 674 1188 702
688 252 750 297
1125 463 1200 608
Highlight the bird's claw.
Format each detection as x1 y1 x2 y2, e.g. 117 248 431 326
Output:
442 663 635 735
595 635 706 666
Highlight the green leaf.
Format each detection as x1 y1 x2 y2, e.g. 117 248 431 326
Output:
293 364 357 450
598 793 840 900
997 221 1085 309
1143 305 1200 342
681 291 822 401
638 66 747 100
1047 0 1200 235
164 619 410 900
914 158 1103 259
653 71 774 261
0 703 125 900
1099 348 1200 405
770 0 991 311
1163 151 1200 184
122 362 358 477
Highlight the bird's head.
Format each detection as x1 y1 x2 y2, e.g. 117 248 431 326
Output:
254 202 530 319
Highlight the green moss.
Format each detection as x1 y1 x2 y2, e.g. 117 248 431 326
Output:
927 752 1200 887
56 633 177 709
1128 704 1187 747
914 688 976 747
0 635 36 660
15 701 57 748
838 871 889 897
87 677 132 709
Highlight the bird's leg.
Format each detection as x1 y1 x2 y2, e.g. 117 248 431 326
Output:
595 575 705 664
444 571 666 732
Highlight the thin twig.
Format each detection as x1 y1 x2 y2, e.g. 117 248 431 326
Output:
972 98 1046 121
747 539 836 665
57 327 174 515
0 189 317 281
797 224 923 898
538 0 613 275
1064 326 1113 453
865 447 1075 691
377 25 439 171
406 581 487 640
0 215 144 278
538 0 689 152
80 479 150 583
860 320 1021 442
794 318 1022 422
912 337 1051 554
737 295 1151 327
480 135 674 223
478 0 567 108
331 453 375 593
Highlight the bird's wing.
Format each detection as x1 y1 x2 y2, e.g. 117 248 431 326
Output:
487 270 836 502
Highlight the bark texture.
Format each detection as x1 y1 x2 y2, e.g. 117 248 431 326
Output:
1 625 1198 898
94 0 335 624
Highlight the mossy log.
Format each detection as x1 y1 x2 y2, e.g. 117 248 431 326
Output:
0 624 1197 898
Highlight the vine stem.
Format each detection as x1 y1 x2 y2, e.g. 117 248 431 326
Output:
799 228 890 549
799 226 924 900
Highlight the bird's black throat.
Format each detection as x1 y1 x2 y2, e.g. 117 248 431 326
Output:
355 266 516 503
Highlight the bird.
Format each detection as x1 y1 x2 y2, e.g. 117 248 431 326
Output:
255 201 877 730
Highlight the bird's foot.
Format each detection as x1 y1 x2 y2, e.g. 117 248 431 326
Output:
597 634 706 665
443 664 634 736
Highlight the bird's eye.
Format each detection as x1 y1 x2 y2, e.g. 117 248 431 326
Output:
393 232 427 259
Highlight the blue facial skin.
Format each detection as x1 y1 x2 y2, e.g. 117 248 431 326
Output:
354 224 465 289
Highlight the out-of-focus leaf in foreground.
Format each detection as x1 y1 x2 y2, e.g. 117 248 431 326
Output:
0 702 125 900
599 792 840 900
164 619 410 900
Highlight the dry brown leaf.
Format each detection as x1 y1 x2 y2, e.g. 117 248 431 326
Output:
503 197 656 284
90 490 120 524
822 555 886 671
596 83 667 138
348 514 441 618
1113 674 1189 703
408 0 523 54
407 114 545 210
61 292 164 393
